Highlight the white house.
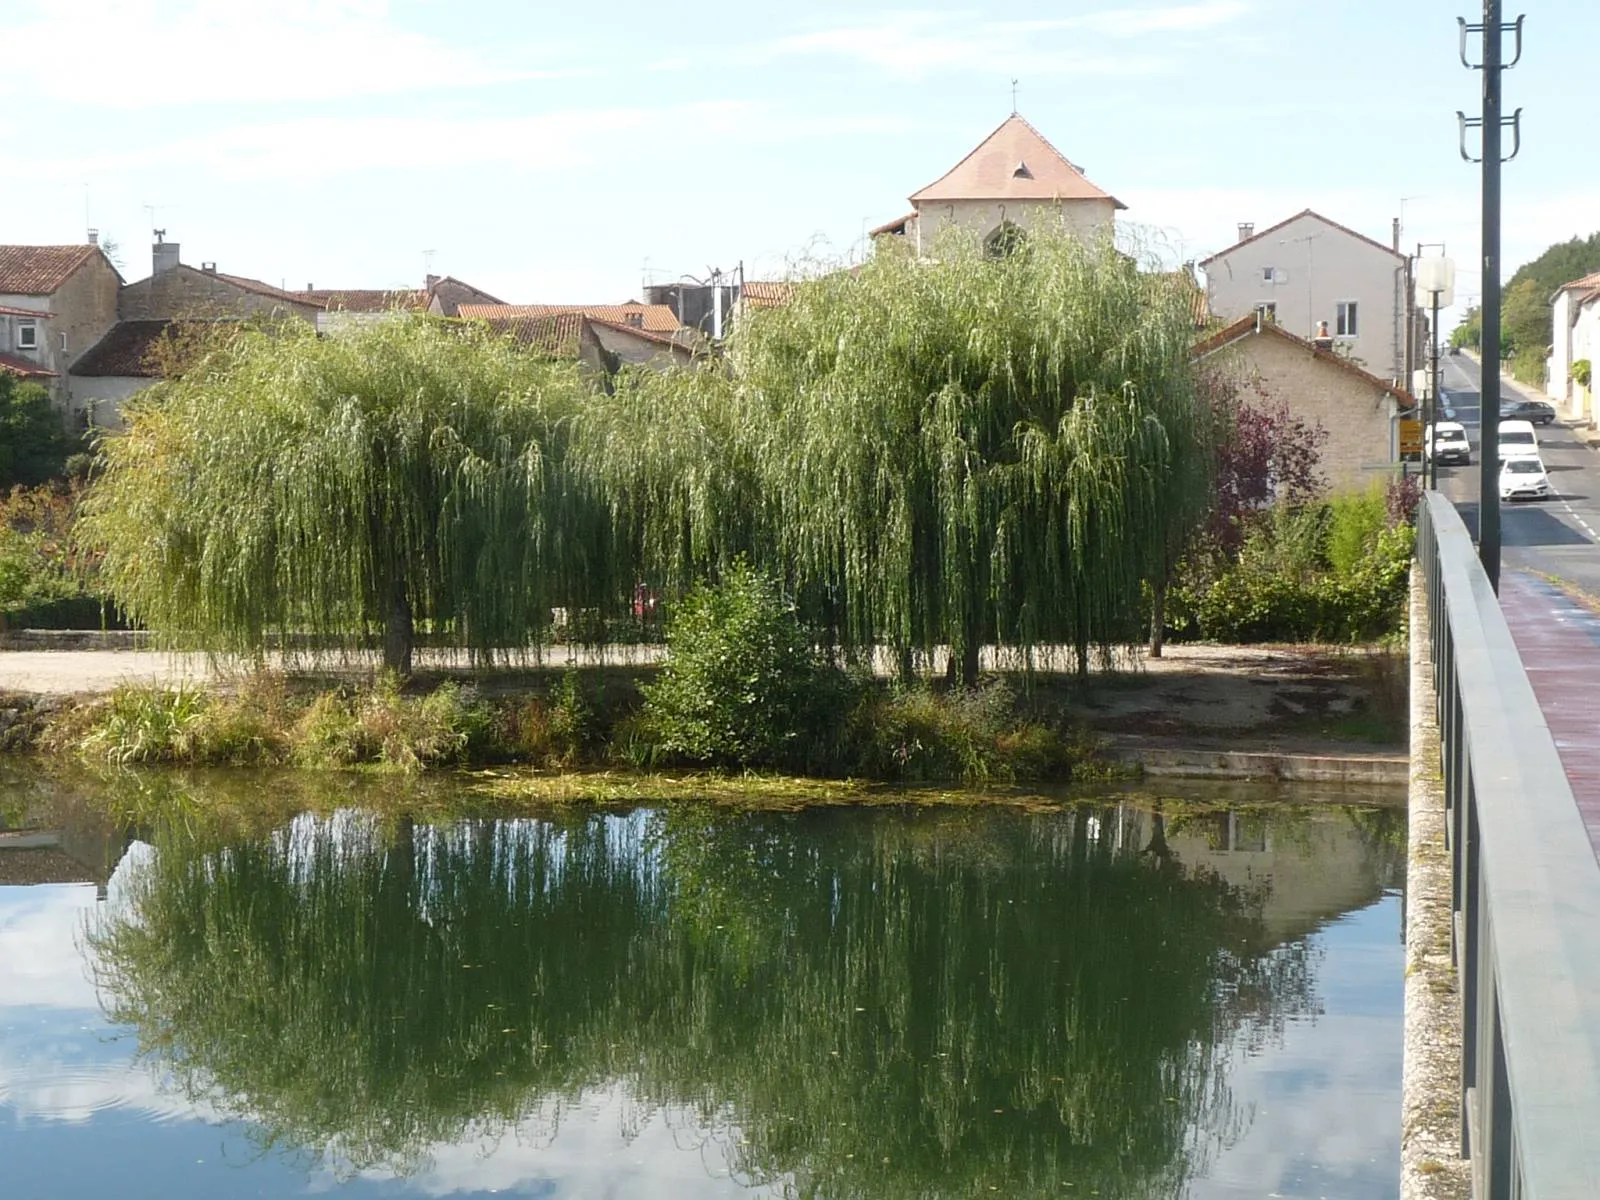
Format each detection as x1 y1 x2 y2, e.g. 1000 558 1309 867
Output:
1199 210 1407 384
1547 270 1600 424
870 113 1125 255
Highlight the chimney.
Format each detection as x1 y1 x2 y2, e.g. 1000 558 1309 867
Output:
306 283 315 292
152 234 181 276
425 273 441 290
1237 222 1255 242
86 227 98 246
201 262 217 273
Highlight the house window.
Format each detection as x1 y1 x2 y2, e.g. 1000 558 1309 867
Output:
1255 301 1277 321
17 322 38 351
1262 266 1277 282
1336 301 1358 337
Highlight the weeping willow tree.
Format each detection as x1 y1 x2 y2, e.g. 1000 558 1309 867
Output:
584 227 1217 682
86 802 1329 1196
77 317 614 673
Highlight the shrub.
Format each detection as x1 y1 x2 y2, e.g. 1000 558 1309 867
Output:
76 685 210 765
1325 485 1388 578
642 563 844 769
1574 358 1591 389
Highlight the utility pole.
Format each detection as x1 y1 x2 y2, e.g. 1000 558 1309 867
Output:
1459 3 1524 590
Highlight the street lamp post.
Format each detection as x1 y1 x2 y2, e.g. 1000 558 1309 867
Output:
1416 252 1454 490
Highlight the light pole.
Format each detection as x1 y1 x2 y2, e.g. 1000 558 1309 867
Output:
1416 252 1455 489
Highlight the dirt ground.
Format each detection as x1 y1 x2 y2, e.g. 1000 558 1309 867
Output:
0 642 1408 754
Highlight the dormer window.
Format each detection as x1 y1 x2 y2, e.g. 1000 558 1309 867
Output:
1012 161 1033 179
625 312 643 328
17 321 37 351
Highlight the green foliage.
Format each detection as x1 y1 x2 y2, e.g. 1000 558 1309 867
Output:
86 803 1323 1192
1325 484 1389 578
0 484 95 620
642 563 843 769
584 226 1217 682
0 374 81 488
1191 520 1413 644
1451 306 1480 350
75 685 210 765
1574 358 1593 390
1457 232 1600 375
76 317 613 673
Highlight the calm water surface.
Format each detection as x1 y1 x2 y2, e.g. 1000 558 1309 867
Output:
0 774 1405 1199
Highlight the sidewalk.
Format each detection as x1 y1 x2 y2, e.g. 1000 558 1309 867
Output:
1466 349 1600 449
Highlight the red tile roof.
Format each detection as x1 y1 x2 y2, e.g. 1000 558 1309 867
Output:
0 304 48 318
0 350 56 378
207 270 327 309
1555 270 1600 306
70 320 218 378
1192 313 1414 404
1197 209 1404 267
740 281 797 310
457 303 683 333
477 312 590 359
0 245 100 295
588 317 702 353
304 288 430 313
870 212 917 237
909 114 1125 209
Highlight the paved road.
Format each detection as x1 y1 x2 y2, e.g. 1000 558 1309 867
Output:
1432 354 1600 598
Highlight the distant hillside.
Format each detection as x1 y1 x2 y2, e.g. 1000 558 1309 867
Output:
1451 232 1600 385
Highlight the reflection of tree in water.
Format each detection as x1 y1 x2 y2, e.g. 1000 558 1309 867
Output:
88 804 1321 1198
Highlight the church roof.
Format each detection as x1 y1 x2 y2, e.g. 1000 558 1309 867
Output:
909 114 1125 209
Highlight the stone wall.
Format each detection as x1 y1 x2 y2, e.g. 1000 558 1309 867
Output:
118 265 320 323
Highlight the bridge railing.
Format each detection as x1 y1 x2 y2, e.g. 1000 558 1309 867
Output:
1417 492 1600 1199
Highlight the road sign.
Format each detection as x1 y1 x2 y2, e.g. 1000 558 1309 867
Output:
1399 418 1423 458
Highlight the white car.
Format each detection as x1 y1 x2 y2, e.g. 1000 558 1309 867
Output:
1496 418 1540 464
1499 457 1551 501
1424 421 1471 465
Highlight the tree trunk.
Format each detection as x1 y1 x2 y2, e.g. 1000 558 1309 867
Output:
383 582 414 676
1149 579 1167 659
897 645 916 688
959 639 981 690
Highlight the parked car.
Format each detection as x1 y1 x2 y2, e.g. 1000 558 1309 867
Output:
1500 457 1551 501
1499 398 1556 424
1496 418 1540 464
1424 421 1471 466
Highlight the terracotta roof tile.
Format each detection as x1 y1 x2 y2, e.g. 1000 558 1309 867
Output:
205 270 326 309
0 350 56 378
0 245 99 295
870 212 917 237
0 304 48 318
457 303 683 333
1197 210 1404 267
304 288 429 312
740 281 797 309
588 316 702 353
909 114 1125 209
1192 313 1413 405
476 312 590 359
70 320 212 378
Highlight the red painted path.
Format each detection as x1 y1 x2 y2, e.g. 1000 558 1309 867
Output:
1499 571 1600 859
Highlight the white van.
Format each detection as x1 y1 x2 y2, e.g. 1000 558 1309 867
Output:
1496 418 1540 464
1424 421 1471 465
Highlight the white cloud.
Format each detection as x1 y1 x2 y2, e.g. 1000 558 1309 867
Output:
762 4 1251 79
0 0 573 106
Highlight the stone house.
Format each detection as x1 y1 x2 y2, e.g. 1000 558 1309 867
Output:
69 236 506 426
870 112 1124 256
1199 210 1408 384
1547 270 1600 423
1192 313 1413 493
0 242 122 408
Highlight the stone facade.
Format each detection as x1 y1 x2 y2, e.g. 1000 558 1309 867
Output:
117 261 320 323
1195 317 1406 494
0 246 121 405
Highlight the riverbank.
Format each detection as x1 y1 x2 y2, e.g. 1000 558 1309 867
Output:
0 640 1407 784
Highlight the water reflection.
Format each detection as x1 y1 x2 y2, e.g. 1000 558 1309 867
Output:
52 796 1404 1198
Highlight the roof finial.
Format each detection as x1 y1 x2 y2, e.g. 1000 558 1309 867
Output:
1010 77 1020 115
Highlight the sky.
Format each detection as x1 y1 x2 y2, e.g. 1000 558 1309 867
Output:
1 0 1596 332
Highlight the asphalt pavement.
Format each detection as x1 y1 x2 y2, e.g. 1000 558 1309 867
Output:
1432 353 1600 599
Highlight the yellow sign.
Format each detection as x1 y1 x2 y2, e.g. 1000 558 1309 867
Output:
1398 419 1423 458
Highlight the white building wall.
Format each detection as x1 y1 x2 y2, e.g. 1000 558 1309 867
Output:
1203 213 1406 383
1574 299 1600 425
66 376 150 431
914 198 1116 255
1548 290 1575 407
